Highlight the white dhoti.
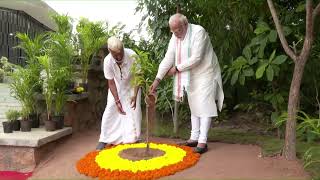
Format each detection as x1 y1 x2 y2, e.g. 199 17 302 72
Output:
99 48 142 145
99 89 141 144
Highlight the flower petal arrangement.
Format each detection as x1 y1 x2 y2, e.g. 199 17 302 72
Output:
76 142 200 180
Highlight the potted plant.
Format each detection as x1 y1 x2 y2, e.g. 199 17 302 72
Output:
39 55 56 131
20 108 31 132
52 91 66 129
5 109 21 131
52 68 69 129
130 49 158 152
2 119 13 133
10 67 36 132
76 18 106 87
15 33 45 128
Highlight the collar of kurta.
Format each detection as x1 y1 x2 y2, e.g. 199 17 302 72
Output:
111 50 129 65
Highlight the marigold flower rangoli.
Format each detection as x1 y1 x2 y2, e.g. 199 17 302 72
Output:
76 142 200 179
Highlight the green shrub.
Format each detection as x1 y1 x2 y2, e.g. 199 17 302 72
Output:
5 110 20 121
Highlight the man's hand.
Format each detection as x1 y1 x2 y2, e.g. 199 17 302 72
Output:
149 78 160 93
130 96 137 110
115 101 126 115
166 66 178 76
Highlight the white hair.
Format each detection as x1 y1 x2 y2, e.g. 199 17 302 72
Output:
169 13 188 25
107 36 123 52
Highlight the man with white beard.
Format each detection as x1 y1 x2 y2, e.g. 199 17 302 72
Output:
150 13 224 154
96 36 142 150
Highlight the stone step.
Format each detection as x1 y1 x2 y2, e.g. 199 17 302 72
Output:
0 106 22 112
0 104 22 109
0 102 22 106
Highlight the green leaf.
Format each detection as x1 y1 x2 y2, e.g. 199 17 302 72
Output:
248 57 258 65
276 94 285 104
232 56 247 68
239 74 245 85
250 36 263 46
231 70 240 85
264 93 273 101
269 50 276 62
256 62 268 79
254 22 270 35
283 26 292 36
272 55 287 65
268 30 277 42
258 40 267 58
243 46 251 60
272 64 280 76
296 4 305 12
243 68 254 77
266 65 274 81
271 112 278 123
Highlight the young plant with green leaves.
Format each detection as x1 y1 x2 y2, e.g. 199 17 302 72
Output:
131 49 158 95
50 14 73 37
76 18 107 84
46 14 75 116
15 33 46 96
303 147 320 170
10 67 38 116
5 110 20 122
131 49 158 151
53 68 69 116
296 111 320 142
20 107 29 121
15 33 46 66
38 55 55 121
274 110 320 142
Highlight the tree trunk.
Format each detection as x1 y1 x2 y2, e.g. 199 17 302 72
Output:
284 60 306 160
173 101 179 134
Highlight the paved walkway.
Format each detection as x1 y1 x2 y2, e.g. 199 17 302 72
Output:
30 130 310 180
0 83 22 133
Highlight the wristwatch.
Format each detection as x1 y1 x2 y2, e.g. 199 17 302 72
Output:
175 66 179 72
155 78 161 82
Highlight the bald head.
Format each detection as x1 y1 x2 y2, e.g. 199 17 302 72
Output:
168 13 188 39
169 13 188 26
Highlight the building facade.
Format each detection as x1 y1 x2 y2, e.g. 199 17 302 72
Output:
0 1 57 65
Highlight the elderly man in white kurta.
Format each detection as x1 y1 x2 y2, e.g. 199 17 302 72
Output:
96 37 142 150
150 13 224 154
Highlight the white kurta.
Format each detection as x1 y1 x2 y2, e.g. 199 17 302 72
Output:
156 24 224 118
99 48 142 144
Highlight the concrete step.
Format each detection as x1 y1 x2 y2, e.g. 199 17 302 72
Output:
0 106 22 113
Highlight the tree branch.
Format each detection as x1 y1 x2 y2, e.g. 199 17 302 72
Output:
267 0 297 62
300 0 314 61
313 2 320 22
